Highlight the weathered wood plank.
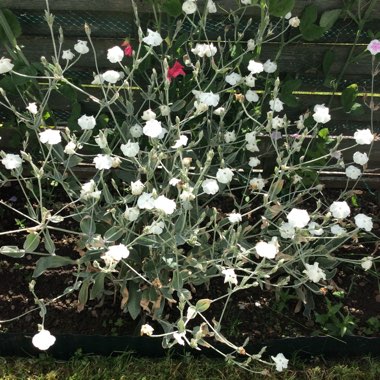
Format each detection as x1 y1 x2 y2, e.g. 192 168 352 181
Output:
2 0 380 18
5 36 375 78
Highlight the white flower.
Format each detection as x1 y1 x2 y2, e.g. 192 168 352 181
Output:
142 109 156 121
330 201 350 219
289 17 300 27
137 192 155 209
345 165 361 180
244 73 256 87
255 240 278 259
247 60 264 74
93 154 113 170
148 221 165 235
224 131 236 143
271 353 288 372
91 74 104 85
180 189 195 202
169 178 181 186
354 129 374 145
214 107 225 116
124 206 140 222
225 72 242 86
241 0 252 4
248 157 260 168
154 195 176 215
182 0 197 14
202 179 219 195
245 132 257 144
80 180 101 200
0 57 14 74
130 124 143 138
95 132 108 149
263 59 277 73
172 135 188 148
308 222 324 236
367 39 380 55
354 213 373 232
330 224 346 235
39 129 61 145
198 91 220 107
228 212 242 224
103 244 130 262
287 208 310 228
158 127 168 139
78 115 96 130
74 40 89 54
140 324 154 336
222 268 238 285
271 116 285 130
143 29 163 47
245 90 259 102
32 329 56 351
216 168 234 184
112 157 121 168
102 70 122 84
269 98 284 112
173 332 186 346
64 141 77 155
107 46 124 63
191 43 217 58
353 152 369 166
131 180 145 196
194 101 208 113
285 12 292 19
247 38 255 51
1 153 23 170
62 49 74 60
303 262 326 283
313 104 331 124
26 102 38 115
121 140 140 157
361 257 373 271
207 0 217 13
279 222 295 239
143 119 163 138
249 176 265 191
160 105 171 116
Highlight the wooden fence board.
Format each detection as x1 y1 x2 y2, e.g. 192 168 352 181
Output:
2 0 380 18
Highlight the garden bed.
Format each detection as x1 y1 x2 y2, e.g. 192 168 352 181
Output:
0 186 379 345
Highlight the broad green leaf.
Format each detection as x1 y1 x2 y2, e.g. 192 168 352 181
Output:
80 216 96 236
320 9 341 30
43 230 56 254
268 0 295 17
300 23 325 41
104 226 124 242
161 0 182 17
172 270 184 291
23 233 40 253
195 299 212 312
300 5 325 41
171 99 187 112
127 281 142 319
102 182 113 204
64 155 83 168
0 9 22 43
341 84 358 112
0 246 25 258
350 102 365 115
318 128 330 140
78 277 91 307
33 256 76 277
90 272 106 300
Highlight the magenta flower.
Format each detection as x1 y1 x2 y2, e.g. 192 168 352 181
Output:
121 40 133 57
167 61 186 81
367 39 380 55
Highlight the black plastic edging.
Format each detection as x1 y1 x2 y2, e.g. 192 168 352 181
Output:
0 333 379 360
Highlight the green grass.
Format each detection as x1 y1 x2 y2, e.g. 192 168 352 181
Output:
0 353 379 380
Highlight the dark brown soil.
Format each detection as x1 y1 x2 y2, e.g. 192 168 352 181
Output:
0 186 379 341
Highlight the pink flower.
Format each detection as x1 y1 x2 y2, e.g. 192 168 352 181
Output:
121 40 133 57
167 61 185 81
367 39 380 55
